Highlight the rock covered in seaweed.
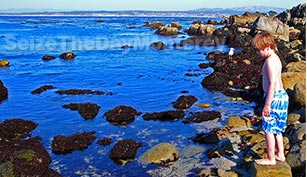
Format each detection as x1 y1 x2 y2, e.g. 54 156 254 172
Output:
51 131 96 155
172 95 198 110
0 118 61 176
109 139 142 165
0 118 37 141
31 85 54 94
55 89 105 95
97 138 113 146
62 102 101 119
104 105 141 125
0 80 8 102
42 55 56 61
183 111 221 124
142 110 185 121
150 41 168 50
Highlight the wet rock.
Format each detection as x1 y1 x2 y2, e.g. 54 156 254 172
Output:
214 138 234 157
185 72 200 77
183 111 221 124
139 142 179 166
227 116 251 128
31 85 54 94
198 62 213 69
97 138 113 146
55 89 105 95
62 103 101 119
201 51 264 102
241 133 265 144
109 139 142 165
0 138 61 177
0 80 8 102
121 45 133 49
142 110 185 121
150 41 167 50
144 21 165 29
217 169 239 177
42 55 56 61
201 72 229 92
51 131 96 155
0 118 37 141
0 119 61 177
197 168 218 177
205 50 223 60
206 140 236 161
250 161 292 177
104 105 141 125
59 52 76 59
172 95 198 110
155 26 178 36
191 132 220 144
0 59 9 67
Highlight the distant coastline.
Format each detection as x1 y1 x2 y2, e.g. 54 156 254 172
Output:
0 11 242 18
0 6 286 18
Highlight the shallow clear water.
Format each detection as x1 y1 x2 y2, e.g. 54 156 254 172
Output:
0 15 254 176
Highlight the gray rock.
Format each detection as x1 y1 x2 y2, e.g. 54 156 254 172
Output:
251 16 289 42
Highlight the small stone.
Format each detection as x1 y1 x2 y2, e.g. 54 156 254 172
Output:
228 80 234 86
0 60 9 67
197 103 211 108
242 59 251 65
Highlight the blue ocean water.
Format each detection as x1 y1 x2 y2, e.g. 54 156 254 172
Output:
0 14 254 176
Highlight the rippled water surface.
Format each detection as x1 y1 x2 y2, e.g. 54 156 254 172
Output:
0 15 255 176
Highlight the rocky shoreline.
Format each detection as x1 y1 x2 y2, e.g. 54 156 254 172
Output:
0 3 305 177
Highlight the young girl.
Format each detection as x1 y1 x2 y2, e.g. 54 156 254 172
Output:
252 32 289 165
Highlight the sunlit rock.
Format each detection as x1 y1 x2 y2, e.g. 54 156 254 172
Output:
139 142 179 166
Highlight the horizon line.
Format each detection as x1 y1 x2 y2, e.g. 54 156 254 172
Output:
0 5 288 13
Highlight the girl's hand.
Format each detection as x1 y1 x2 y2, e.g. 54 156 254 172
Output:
262 105 270 117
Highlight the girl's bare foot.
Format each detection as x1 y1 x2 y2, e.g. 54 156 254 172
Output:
255 158 276 165
275 156 286 162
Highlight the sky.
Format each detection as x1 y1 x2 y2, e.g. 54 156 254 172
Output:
0 0 305 11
